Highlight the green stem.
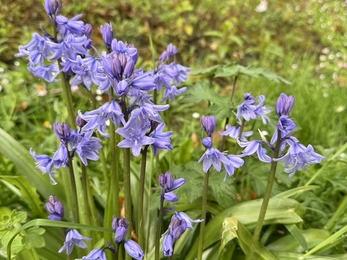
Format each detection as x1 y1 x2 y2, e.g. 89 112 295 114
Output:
123 148 132 238
155 196 164 260
110 124 120 216
247 129 281 259
137 145 148 249
220 75 238 152
197 169 210 260
67 155 79 223
81 164 91 236
60 71 75 127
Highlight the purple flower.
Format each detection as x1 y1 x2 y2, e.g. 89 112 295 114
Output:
218 124 253 142
161 85 187 102
112 217 129 243
45 195 64 221
70 56 93 90
124 240 144 260
158 172 185 203
48 34 87 60
162 234 174 256
237 93 270 123
270 116 296 144
56 14 85 36
238 139 272 163
164 63 190 85
44 0 62 19
149 123 173 156
28 63 60 83
173 212 203 229
58 229 91 255
158 43 178 63
72 130 102 166
274 139 324 177
236 99 257 121
223 155 244 181
275 93 294 117
77 248 106 260
79 101 125 138
52 143 68 168
202 137 212 149
116 114 155 157
29 148 56 185
53 122 71 142
198 147 231 173
200 115 216 137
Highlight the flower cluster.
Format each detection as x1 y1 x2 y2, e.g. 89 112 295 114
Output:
231 93 324 177
162 212 203 257
199 116 244 181
30 121 102 184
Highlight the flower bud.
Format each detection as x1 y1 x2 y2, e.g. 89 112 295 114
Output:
44 0 62 18
275 93 294 117
100 23 113 50
202 137 212 148
124 240 144 260
200 115 216 137
53 122 71 142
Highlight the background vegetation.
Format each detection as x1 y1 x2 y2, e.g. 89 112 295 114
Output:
1 0 347 259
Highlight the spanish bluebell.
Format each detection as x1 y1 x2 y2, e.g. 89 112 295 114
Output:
76 248 106 260
275 93 294 117
58 229 91 255
30 148 56 185
99 23 113 51
223 155 244 181
161 85 187 102
237 139 272 163
124 240 144 260
149 123 173 156
198 147 231 173
218 124 253 142
200 115 216 137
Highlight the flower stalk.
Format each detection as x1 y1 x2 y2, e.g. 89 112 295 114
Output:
197 169 209 260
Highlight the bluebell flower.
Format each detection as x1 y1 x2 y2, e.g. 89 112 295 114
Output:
218 124 253 142
275 93 294 117
164 192 178 202
238 139 272 163
173 212 203 230
16 33 51 64
99 23 113 51
149 123 173 156
72 130 102 166
56 14 85 36
154 70 172 91
200 115 216 137
53 122 71 142
270 115 296 144
28 62 60 82
254 95 270 124
162 234 174 257
202 137 212 149
58 229 91 255
237 93 270 123
164 63 190 85
111 39 138 64
124 240 144 260
274 139 324 177
158 172 185 203
223 155 244 181
76 248 106 260
78 101 125 138
198 147 231 173
45 195 64 221
158 43 178 63
29 148 56 185
52 143 68 168
161 85 187 102
70 55 93 90
49 34 87 60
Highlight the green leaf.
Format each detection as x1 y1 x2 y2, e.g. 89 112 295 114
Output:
170 162 204 203
214 65 242 78
219 217 277 259
284 224 307 252
22 226 46 249
272 252 341 259
209 171 236 209
185 198 305 260
273 185 320 198
190 65 221 76
266 229 330 253
0 176 44 217
181 81 222 104
207 97 233 121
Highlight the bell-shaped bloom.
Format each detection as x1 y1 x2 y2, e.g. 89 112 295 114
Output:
275 93 294 117
58 229 91 255
164 63 190 85
162 234 174 256
174 212 203 230
158 172 185 202
223 155 244 181
44 0 62 19
70 55 93 90
124 240 144 260
45 195 64 221
56 14 85 36
237 93 270 123
28 63 60 83
238 139 272 163
164 192 178 202
202 137 212 149
49 34 87 60
198 147 231 173
53 122 71 142
270 116 296 144
111 217 129 243
76 248 106 260
72 130 102 166
30 148 56 185
161 86 187 102
79 101 125 138
219 124 253 142
52 143 68 168
149 123 172 156
200 115 216 137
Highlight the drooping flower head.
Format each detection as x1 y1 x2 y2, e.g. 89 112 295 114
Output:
158 171 185 202
124 240 144 260
112 217 129 243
